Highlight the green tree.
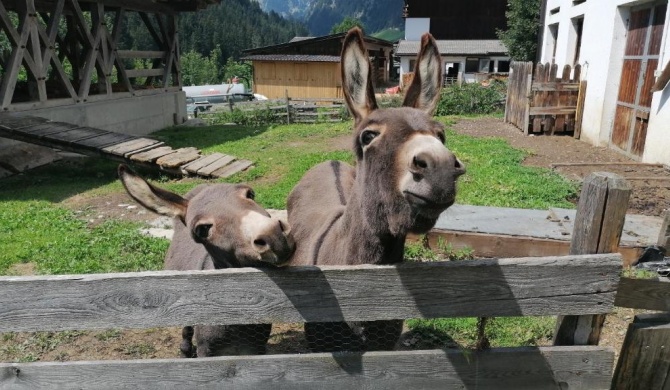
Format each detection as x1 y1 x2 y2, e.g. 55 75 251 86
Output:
497 0 541 61
181 50 220 86
330 16 365 34
222 57 253 88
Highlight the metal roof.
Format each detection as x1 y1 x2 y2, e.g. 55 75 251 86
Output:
289 36 315 43
243 32 393 55
396 40 508 56
241 54 341 63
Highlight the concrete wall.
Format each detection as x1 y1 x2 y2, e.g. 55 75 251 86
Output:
541 0 670 165
19 91 187 136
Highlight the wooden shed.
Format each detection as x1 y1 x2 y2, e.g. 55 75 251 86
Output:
243 33 394 99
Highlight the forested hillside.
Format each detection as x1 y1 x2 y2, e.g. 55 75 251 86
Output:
121 0 308 62
254 0 404 36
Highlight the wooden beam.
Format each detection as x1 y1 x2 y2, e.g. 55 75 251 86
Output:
125 68 165 78
529 106 578 115
0 347 614 390
554 173 631 346
0 254 621 332
615 277 670 311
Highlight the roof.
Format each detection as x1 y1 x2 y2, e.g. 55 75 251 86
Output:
396 40 508 56
243 32 393 55
241 54 341 63
289 37 315 43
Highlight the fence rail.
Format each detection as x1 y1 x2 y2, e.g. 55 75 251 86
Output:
0 254 621 333
0 347 614 390
198 97 346 124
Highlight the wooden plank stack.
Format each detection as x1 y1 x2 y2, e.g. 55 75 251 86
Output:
0 113 253 179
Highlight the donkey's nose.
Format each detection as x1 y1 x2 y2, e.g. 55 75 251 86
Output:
410 151 435 174
253 236 271 253
454 157 466 177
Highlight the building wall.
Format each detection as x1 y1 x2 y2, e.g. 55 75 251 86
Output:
541 0 670 165
23 92 187 136
252 61 342 99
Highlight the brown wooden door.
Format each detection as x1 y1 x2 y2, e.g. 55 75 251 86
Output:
611 3 666 157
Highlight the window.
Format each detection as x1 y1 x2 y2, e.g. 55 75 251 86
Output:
409 59 416 72
547 24 559 63
572 17 584 64
550 7 560 15
497 60 510 72
479 59 491 73
465 58 479 73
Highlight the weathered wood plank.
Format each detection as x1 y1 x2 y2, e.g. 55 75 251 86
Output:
125 68 164 78
182 153 233 176
101 138 161 157
611 313 670 389
76 133 136 150
531 83 580 92
129 146 176 163
42 127 102 143
211 159 253 178
0 254 621 332
554 173 631 347
657 210 670 249
0 347 614 390
156 147 200 168
529 107 578 115
614 277 670 311
0 115 48 130
22 122 80 137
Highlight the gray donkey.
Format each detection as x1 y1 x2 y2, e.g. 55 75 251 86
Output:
118 164 295 357
287 28 465 352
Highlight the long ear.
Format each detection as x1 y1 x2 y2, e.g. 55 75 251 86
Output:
403 33 443 114
341 27 378 124
118 164 188 220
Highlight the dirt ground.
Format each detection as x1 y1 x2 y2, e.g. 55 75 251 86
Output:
2 116 667 365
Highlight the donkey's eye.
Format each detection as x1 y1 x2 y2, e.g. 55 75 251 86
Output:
360 130 379 146
193 224 212 241
246 189 255 200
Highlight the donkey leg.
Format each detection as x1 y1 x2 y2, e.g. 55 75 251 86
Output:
179 326 196 358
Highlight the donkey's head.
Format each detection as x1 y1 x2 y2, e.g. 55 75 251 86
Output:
342 28 465 235
118 165 295 268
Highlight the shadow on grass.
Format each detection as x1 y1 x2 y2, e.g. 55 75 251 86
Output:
152 124 273 151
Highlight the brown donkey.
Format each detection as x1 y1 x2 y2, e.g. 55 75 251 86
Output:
118 165 295 357
287 28 465 352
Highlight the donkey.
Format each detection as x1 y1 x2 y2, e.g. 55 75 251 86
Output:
287 28 465 352
118 164 295 357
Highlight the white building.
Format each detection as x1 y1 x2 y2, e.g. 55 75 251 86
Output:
397 16 510 85
540 0 669 164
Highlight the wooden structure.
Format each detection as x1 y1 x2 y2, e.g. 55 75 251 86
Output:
243 33 394 99
3 172 670 388
505 61 587 136
0 113 252 178
202 96 345 124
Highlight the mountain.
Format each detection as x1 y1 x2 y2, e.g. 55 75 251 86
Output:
253 0 405 36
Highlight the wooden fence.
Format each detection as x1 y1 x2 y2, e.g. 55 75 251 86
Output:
505 62 587 137
2 173 670 389
199 96 345 124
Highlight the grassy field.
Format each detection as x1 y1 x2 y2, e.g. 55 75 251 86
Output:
0 116 576 352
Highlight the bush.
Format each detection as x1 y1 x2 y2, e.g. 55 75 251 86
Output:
207 107 282 126
435 81 507 116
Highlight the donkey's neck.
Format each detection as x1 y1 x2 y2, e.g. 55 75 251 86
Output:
337 175 406 265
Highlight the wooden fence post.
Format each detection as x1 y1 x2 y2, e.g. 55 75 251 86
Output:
611 313 670 389
554 172 631 346
285 89 291 124
657 210 670 249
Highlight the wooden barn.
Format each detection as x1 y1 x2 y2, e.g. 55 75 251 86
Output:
242 34 394 99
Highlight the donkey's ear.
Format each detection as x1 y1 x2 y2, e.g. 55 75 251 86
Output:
117 164 188 220
403 33 443 114
341 27 378 124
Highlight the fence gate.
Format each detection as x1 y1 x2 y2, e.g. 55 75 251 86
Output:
505 62 587 137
